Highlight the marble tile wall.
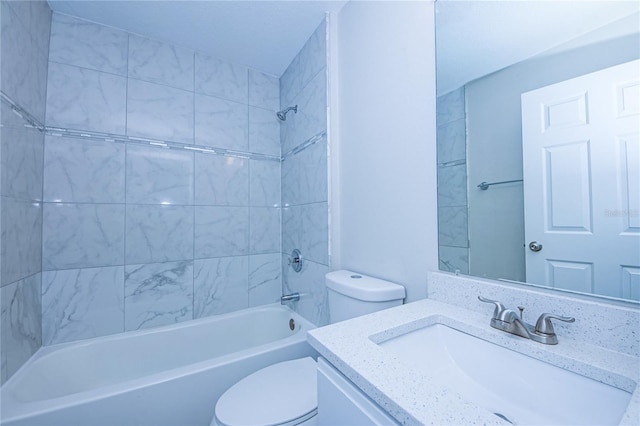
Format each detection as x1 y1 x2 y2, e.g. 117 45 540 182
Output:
280 19 330 327
436 87 469 275
1 0 51 383
41 13 282 345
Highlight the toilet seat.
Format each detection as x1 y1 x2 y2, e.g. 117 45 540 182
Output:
214 357 318 426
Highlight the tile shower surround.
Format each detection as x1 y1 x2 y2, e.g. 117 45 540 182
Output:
37 13 331 345
279 20 330 328
436 87 469 274
1 0 52 383
40 12 286 345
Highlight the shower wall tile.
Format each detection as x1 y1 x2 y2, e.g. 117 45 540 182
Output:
193 256 248 318
438 246 469 275
279 16 328 327
1 2 49 122
282 202 328 266
437 163 467 208
438 206 468 248
249 106 280 157
45 62 127 133
1 0 49 381
249 160 281 207
126 79 194 143
280 20 326 107
282 135 327 206
126 144 194 205
1 273 42 383
249 70 279 111
1 101 23 129
437 118 466 164
43 135 125 203
128 34 194 91
1 125 44 201
38 15 285 344
436 88 469 276
194 206 249 258
282 257 329 327
194 154 248 206
281 202 328 265
194 94 248 151
281 69 327 154
49 13 128 76
42 203 125 270
125 204 194 265
250 207 280 254
1 4 29 105
124 261 193 331
42 265 124 345
436 87 465 126
6 0 52 56
1 198 42 286
30 40 50 124
30 1 53 55
195 53 248 104
249 253 281 307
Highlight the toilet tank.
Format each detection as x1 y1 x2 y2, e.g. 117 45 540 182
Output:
326 270 405 323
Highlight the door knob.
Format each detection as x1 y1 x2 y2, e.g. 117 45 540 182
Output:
528 241 543 252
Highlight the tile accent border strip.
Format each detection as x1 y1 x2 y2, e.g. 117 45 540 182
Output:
1 91 325 162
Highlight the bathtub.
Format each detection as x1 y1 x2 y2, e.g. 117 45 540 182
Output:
1 304 317 426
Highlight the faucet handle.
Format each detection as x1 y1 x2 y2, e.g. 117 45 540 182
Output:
534 313 576 335
478 296 507 319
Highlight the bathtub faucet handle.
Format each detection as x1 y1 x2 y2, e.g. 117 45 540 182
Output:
288 249 303 272
280 293 300 304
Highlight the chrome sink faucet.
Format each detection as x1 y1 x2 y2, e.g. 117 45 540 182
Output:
478 296 575 345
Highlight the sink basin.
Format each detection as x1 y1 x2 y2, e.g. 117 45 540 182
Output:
377 323 632 425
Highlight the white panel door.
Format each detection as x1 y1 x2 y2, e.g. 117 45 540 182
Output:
521 59 640 300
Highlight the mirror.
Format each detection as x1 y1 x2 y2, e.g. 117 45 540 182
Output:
435 1 640 302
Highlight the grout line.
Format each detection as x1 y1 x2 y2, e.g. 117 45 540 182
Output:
123 35 129 331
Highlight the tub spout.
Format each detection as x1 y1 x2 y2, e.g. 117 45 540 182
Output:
280 293 300 304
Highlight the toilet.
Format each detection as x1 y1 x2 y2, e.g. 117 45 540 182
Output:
211 270 405 426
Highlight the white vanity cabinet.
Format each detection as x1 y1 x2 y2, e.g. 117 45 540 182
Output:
317 357 400 425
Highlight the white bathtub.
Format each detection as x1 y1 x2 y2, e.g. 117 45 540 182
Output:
1 304 317 426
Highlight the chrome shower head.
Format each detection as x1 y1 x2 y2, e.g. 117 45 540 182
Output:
276 105 298 121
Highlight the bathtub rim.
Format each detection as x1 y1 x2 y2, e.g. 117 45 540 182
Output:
1 303 316 423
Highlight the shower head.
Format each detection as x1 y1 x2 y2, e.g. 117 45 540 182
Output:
276 105 298 121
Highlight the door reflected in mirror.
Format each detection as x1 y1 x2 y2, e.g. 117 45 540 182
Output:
435 1 640 302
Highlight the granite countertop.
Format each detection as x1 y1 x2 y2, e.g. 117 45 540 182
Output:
307 299 640 425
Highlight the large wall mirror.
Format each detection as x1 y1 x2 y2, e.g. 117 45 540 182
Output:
435 1 640 302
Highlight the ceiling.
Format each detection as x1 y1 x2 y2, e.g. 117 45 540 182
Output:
436 0 640 95
47 0 348 77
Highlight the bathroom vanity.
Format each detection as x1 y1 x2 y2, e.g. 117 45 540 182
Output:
307 275 640 425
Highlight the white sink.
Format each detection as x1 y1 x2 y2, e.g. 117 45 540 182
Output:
378 323 632 425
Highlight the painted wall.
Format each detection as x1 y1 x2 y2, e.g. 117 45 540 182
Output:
280 19 330 327
0 0 51 383
41 13 283 345
334 1 438 302
466 31 640 283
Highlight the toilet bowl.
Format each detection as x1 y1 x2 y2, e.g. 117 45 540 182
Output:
212 270 405 426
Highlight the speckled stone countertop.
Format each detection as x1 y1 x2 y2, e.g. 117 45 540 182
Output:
307 299 640 425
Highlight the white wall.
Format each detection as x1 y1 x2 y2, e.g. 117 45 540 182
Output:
333 1 437 302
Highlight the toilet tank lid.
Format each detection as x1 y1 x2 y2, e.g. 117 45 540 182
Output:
326 270 405 302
